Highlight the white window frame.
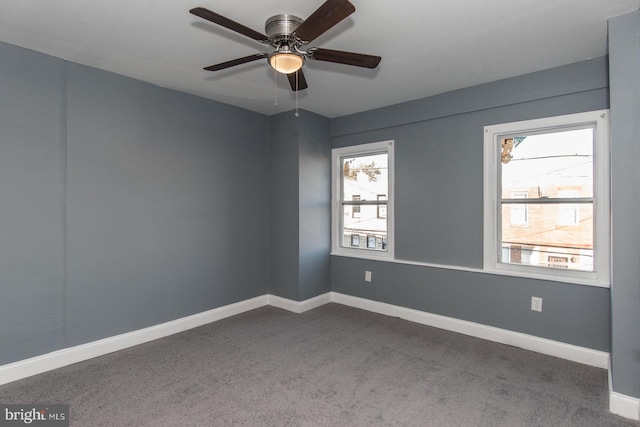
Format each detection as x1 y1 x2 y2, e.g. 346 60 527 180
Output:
331 140 394 260
483 110 610 287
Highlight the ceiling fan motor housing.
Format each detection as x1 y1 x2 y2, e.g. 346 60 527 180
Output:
265 14 304 45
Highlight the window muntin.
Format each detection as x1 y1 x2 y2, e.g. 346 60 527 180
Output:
332 141 394 258
484 111 610 286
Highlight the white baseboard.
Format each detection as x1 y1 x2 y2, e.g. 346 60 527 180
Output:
610 392 640 421
0 295 269 387
608 361 640 421
330 292 610 369
268 293 332 314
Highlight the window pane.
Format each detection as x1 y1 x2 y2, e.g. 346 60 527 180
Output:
341 152 388 251
501 128 593 199
501 203 593 271
342 153 388 201
342 205 387 251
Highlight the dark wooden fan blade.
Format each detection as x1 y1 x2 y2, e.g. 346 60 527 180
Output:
204 53 268 71
311 48 381 68
190 7 268 42
287 69 308 91
294 0 355 43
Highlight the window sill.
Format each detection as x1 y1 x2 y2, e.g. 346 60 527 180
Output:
330 252 610 288
330 250 392 262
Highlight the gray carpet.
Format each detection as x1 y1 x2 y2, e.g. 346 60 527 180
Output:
0 304 637 426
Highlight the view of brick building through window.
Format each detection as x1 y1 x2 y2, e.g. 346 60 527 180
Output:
500 128 594 271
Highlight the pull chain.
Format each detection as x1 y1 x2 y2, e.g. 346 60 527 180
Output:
294 70 299 117
273 59 278 108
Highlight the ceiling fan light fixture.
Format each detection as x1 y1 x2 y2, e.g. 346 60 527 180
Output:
269 52 304 74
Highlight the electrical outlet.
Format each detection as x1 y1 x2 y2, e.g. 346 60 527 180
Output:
365 270 372 282
531 296 543 312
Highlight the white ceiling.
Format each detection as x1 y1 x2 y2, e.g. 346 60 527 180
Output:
1 0 638 118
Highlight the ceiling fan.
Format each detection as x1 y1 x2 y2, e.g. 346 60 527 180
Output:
190 0 381 91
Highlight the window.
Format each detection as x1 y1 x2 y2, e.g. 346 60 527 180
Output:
332 141 394 258
484 110 610 286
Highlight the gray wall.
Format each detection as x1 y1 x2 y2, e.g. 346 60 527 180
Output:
269 110 331 301
298 111 331 301
0 43 270 363
609 10 640 399
330 57 611 351
0 44 67 363
269 112 301 300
